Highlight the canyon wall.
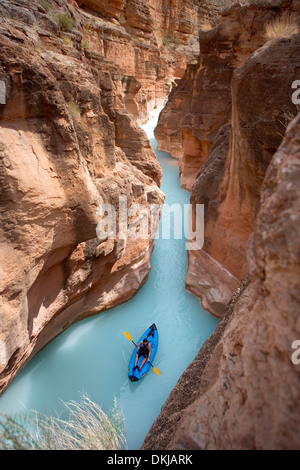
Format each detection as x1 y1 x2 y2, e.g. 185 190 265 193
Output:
0 0 203 126
0 0 166 395
0 0 238 123
143 0 300 450
76 0 238 121
143 111 300 450
155 0 300 317
75 0 201 121
0 0 240 395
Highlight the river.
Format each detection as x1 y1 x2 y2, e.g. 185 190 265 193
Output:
0 109 219 450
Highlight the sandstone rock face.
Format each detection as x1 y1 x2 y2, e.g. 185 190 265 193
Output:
77 0 239 120
155 0 300 316
0 0 203 125
155 0 300 190
143 112 300 450
0 2 165 395
76 0 200 120
0 0 244 394
188 27 300 317
0 0 256 131
77 0 125 18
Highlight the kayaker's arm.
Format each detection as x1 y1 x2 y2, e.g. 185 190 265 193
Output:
147 344 151 361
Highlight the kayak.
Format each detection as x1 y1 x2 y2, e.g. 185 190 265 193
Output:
128 323 158 382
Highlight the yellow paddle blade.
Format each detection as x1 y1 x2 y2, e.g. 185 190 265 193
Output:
125 331 161 375
124 331 133 341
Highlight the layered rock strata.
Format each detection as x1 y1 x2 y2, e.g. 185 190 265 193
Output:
143 0 300 450
143 111 300 450
76 0 238 120
0 0 239 125
0 5 164 395
156 0 300 316
0 0 242 394
155 0 300 189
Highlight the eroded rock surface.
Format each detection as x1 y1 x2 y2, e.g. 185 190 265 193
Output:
155 0 300 189
188 28 300 317
155 0 300 316
143 112 300 450
143 0 300 451
76 0 239 120
0 2 165 395
0 0 242 394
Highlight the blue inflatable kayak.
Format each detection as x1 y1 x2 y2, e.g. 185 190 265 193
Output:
128 323 158 382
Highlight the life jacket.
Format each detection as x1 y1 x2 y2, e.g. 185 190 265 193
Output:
139 343 150 356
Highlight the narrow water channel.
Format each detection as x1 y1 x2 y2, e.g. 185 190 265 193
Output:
0 109 219 450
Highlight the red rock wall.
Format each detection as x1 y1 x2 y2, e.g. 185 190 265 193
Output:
155 1 297 189
76 0 238 120
0 0 165 395
142 1 300 450
76 0 200 120
155 0 300 316
0 0 232 397
143 111 300 450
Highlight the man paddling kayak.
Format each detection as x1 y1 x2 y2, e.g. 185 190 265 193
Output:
133 338 151 372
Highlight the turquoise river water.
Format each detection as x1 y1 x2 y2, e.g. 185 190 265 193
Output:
0 109 219 450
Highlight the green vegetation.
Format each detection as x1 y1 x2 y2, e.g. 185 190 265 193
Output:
68 100 81 120
0 394 127 450
82 36 91 50
162 36 170 47
81 23 97 50
162 34 185 48
41 0 53 12
53 12 75 32
116 13 126 26
84 22 96 33
62 35 73 47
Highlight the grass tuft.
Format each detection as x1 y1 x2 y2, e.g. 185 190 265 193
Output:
116 13 126 25
82 36 90 49
41 0 53 12
162 36 170 47
264 15 298 42
68 100 81 120
0 394 127 450
53 12 75 32
62 35 73 47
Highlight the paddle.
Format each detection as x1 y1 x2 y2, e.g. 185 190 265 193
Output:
124 331 161 376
